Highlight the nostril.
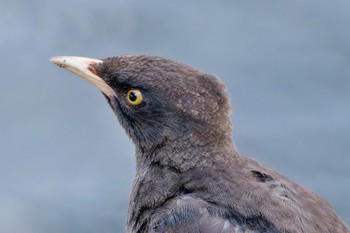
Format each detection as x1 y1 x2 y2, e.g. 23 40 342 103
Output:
88 66 97 74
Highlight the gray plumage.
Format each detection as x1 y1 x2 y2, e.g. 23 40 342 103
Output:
53 55 349 233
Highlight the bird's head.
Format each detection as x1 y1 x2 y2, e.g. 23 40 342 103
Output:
50 55 232 151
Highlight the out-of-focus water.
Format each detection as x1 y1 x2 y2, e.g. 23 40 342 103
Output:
1 1 349 232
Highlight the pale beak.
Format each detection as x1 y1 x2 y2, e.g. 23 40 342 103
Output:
49 56 116 98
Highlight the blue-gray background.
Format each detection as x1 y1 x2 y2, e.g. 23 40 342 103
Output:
1 1 349 232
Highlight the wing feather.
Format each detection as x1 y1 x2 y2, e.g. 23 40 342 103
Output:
148 195 277 233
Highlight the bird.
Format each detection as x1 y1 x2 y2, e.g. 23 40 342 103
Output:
50 55 349 233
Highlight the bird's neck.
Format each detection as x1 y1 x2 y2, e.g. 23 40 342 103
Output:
135 132 238 173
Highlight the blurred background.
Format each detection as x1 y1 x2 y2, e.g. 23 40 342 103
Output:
1 0 349 232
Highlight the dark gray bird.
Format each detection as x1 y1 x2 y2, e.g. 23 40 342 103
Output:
50 55 349 233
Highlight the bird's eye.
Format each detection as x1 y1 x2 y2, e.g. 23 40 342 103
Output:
126 89 143 105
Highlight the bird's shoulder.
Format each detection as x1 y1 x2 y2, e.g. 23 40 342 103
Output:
178 155 348 233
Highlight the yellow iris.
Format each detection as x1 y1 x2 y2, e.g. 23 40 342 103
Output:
127 89 143 105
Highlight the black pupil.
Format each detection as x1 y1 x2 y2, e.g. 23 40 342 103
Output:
129 91 138 102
